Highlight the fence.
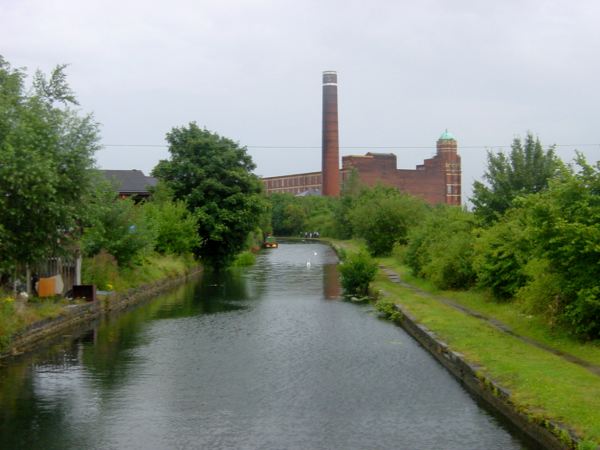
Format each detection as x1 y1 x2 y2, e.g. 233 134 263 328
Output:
15 256 80 296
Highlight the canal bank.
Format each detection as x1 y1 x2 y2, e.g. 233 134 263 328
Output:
326 238 600 450
0 266 202 361
0 241 531 449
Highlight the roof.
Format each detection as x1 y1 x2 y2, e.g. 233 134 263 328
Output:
101 170 157 194
439 129 456 141
366 152 396 158
296 188 321 197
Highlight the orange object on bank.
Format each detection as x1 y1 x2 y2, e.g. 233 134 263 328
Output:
38 277 56 297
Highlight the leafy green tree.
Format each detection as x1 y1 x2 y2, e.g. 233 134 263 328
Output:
0 56 99 272
334 169 363 239
471 133 560 224
405 206 477 289
81 178 154 266
517 156 600 338
153 123 266 268
143 183 200 255
269 193 306 236
349 185 428 256
472 208 532 299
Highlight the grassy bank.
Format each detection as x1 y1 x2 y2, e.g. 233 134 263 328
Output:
82 253 197 292
327 238 600 448
0 254 199 353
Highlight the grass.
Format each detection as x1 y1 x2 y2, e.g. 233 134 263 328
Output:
0 294 73 352
82 252 198 292
232 251 256 267
0 253 200 353
378 256 600 369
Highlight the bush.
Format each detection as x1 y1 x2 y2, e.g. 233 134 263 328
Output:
405 206 477 289
82 185 155 267
349 185 428 256
472 209 531 299
339 251 378 298
81 251 119 290
143 190 199 255
232 251 256 267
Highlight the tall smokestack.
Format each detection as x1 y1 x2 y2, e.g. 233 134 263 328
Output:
322 71 340 196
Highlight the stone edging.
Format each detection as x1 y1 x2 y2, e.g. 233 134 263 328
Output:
1 267 203 360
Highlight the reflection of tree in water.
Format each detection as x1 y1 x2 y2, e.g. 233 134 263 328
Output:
0 269 254 448
0 345 94 449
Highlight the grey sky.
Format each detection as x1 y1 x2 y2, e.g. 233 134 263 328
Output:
2 0 599 203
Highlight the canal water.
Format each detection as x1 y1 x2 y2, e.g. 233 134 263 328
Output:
0 242 529 449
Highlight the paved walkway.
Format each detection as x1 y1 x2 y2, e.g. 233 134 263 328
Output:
380 265 600 378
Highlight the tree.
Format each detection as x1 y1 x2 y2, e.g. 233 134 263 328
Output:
153 123 267 268
0 56 99 274
517 155 600 338
471 133 560 224
269 193 306 236
349 185 428 256
142 183 200 255
81 177 155 267
405 206 477 289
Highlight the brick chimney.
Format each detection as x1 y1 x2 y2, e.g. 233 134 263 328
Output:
322 71 340 196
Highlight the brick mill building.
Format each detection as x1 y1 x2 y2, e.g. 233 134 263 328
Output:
262 72 462 206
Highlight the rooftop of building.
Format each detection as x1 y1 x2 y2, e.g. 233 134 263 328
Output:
438 129 456 141
100 169 157 194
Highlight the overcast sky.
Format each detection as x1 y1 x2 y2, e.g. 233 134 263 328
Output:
2 0 599 203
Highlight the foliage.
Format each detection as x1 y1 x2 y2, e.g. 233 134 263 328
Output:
143 183 200 255
153 123 267 268
81 251 119 290
471 133 560 224
301 195 337 236
232 251 256 267
268 193 336 237
405 206 477 289
81 179 155 266
269 193 307 236
334 169 364 239
0 56 99 270
516 156 600 338
349 185 428 256
339 251 378 297
473 208 532 299
82 253 196 292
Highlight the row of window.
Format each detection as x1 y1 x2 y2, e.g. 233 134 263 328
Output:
265 176 321 188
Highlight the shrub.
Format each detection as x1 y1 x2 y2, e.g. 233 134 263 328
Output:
233 251 256 267
82 189 155 267
339 251 378 298
473 209 531 299
81 251 119 290
405 206 477 289
143 194 199 255
517 258 562 317
349 185 427 256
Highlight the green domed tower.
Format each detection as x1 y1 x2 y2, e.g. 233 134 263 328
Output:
436 129 461 205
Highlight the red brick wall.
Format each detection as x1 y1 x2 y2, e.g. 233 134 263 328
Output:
262 171 322 195
262 139 461 206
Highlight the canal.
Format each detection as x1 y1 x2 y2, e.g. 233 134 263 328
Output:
0 241 529 449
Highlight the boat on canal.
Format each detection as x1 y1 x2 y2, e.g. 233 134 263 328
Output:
263 236 278 248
